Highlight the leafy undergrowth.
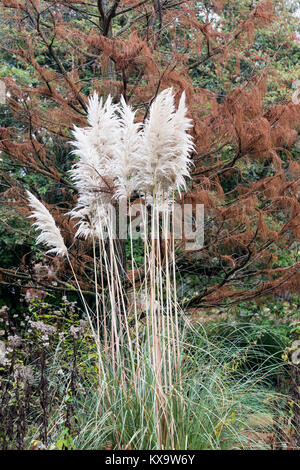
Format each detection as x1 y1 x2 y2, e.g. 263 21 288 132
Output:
1 300 299 450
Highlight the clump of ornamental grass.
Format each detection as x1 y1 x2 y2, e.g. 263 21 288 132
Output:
26 88 195 449
26 321 295 450
1 304 296 449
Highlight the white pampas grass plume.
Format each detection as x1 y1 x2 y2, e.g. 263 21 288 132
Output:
26 191 67 256
70 93 120 194
69 93 121 238
139 88 194 198
109 96 143 199
69 192 110 240
68 89 194 236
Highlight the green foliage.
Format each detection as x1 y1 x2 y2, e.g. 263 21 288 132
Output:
54 427 76 450
0 207 29 268
125 237 145 268
1 289 299 450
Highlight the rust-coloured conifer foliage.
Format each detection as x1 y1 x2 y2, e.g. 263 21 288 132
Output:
0 0 300 307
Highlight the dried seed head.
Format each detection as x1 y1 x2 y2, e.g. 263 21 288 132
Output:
27 191 67 256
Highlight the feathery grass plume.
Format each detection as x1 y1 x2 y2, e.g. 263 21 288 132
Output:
139 88 194 199
26 191 67 256
69 93 121 238
69 89 194 237
71 192 115 240
109 96 143 199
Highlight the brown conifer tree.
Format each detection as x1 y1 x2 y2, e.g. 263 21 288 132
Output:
0 0 300 307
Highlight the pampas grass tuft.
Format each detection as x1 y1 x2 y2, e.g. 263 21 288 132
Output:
26 191 67 256
68 88 194 239
139 89 194 198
